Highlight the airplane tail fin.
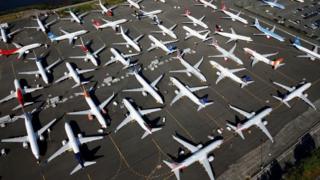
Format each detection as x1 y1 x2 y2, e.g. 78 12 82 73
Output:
293 36 301 46
271 57 284 70
91 19 101 30
226 123 245 139
241 76 254 88
183 9 191 16
70 161 96 175
221 3 226 10
272 95 291 108
215 24 223 33
141 127 162 139
163 160 180 180
47 32 57 41
198 98 214 111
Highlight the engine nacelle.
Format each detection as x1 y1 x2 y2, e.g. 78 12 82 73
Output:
174 90 179 95
179 150 185 155
208 156 214 162
142 91 147 96
47 70 51 74
25 50 30 54
216 72 220 76
35 74 40 78
64 72 68 76
187 72 192 77
23 142 28 149
84 58 88 62
10 90 15 94
0 123 6 128
77 133 83 138
263 121 268 126
197 144 203 149
62 139 67 145
39 135 44 141
74 36 78 40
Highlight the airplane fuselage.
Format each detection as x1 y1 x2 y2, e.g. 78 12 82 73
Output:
51 30 87 42
213 44 243 65
238 108 272 131
198 0 217 9
284 83 311 102
294 43 320 60
255 25 284 42
128 0 140 9
35 60 49 84
148 35 171 53
66 62 81 84
243 47 272 65
222 10 248 24
186 15 208 29
210 61 246 85
216 31 252 42
158 24 177 39
134 73 163 104
24 113 41 160
84 93 107 128
179 57 206 82
183 26 208 41
70 11 81 24
121 31 141 52
110 48 130 66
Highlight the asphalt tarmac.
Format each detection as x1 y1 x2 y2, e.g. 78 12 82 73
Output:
0 0 319 180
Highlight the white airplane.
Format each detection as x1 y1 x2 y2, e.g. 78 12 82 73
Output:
1 110 56 162
272 81 316 110
214 26 253 43
226 105 274 143
163 135 223 180
0 25 21 43
220 4 248 24
0 115 18 128
243 47 284 69
151 23 178 39
194 0 218 10
169 77 213 111
0 42 42 59
48 29 88 45
69 38 105 66
208 42 243 65
92 18 127 31
147 34 178 55
209 61 253 88
261 0 285 9
115 98 162 139
292 37 320 61
25 15 56 33
0 79 43 110
170 52 207 82
61 9 88 24
19 51 61 84
182 10 208 29
134 9 162 20
183 26 212 42
113 27 143 52
46 122 103 175
68 90 115 129
123 71 164 104
55 62 95 88
104 47 139 68
252 18 285 42
95 0 117 15
123 0 143 9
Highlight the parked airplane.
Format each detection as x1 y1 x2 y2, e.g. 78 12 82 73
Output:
272 81 316 110
55 62 95 88
252 18 285 42
243 47 284 69
25 15 56 33
133 9 162 21
0 42 41 59
147 34 178 54
0 25 21 43
92 18 127 31
1 109 56 162
19 51 61 84
194 0 218 10
123 71 164 104
261 0 285 9
163 135 223 180
68 90 115 130
113 27 143 52
95 0 117 15
209 61 253 88
61 9 88 24
69 38 105 66
226 105 274 143
123 0 143 9
220 4 248 24
104 47 139 68
115 98 162 139
292 37 320 61
182 10 208 29
0 115 17 128
169 77 213 111
208 42 244 65
214 26 252 43
0 79 43 110
48 29 87 45
151 23 177 39
46 122 103 175
183 26 212 42
170 52 207 82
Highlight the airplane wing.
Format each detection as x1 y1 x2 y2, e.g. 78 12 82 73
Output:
134 34 144 43
37 118 56 136
256 122 273 143
170 92 184 106
68 37 74 45
0 93 16 104
170 24 177 30
8 28 21 37
93 45 106 56
229 43 237 54
262 52 278 58
123 87 144 92
46 58 61 71
55 74 69 83
199 158 215 180
79 12 89 18
151 74 163 88
229 105 253 118
47 143 71 162
139 108 161 116
45 19 57 28
194 57 204 69
68 109 91 115
188 86 208 92
99 93 115 110
60 29 70 35
115 116 133 132
18 70 38 75
122 53 139 58
299 94 316 110
79 136 103 144
104 58 117 66
24 86 43 94
272 82 294 92
215 73 225 84
147 44 157 52
69 56 86 59
113 42 129 46
173 135 198 153
12 42 22 48
170 69 188 74
229 68 246 74
1 135 28 143
77 68 95 74
226 38 236 44
163 39 178 45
